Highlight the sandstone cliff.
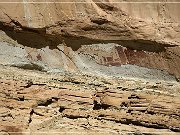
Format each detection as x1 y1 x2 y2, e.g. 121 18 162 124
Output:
0 0 180 79
0 1 180 134
0 65 180 134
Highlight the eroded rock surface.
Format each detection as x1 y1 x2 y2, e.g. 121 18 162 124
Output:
0 66 180 134
0 0 180 79
0 1 180 134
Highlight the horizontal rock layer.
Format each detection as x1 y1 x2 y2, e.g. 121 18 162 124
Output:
0 0 180 79
0 1 180 134
0 66 180 134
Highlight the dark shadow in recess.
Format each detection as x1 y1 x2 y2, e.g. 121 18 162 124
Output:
0 21 177 52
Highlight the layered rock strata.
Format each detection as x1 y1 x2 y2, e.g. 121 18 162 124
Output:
0 1 180 134
0 66 180 134
0 0 180 79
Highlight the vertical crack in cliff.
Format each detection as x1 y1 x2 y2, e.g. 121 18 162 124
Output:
28 109 34 125
23 0 32 27
57 42 79 70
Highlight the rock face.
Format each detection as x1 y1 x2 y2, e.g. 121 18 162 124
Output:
0 65 180 134
0 0 180 80
0 1 180 134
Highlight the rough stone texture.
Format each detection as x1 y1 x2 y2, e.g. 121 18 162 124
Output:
0 0 180 79
0 1 180 134
0 65 180 134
